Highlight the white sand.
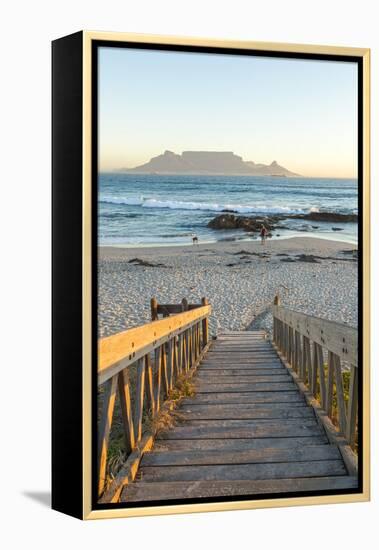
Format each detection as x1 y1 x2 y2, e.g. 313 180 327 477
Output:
98 237 358 338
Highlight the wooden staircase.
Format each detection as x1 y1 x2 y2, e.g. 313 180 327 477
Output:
121 331 357 502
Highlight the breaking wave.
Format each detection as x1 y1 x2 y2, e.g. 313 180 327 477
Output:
100 195 320 215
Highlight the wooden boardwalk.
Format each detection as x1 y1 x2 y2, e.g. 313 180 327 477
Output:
122 331 357 502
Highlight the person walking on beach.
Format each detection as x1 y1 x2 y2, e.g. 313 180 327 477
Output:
192 234 199 245
260 224 268 245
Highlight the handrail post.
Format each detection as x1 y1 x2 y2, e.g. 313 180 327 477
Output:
151 297 158 321
201 297 209 347
273 295 280 345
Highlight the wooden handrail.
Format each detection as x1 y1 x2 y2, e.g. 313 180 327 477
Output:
99 304 211 385
272 305 358 366
272 298 358 448
97 299 212 499
150 297 206 320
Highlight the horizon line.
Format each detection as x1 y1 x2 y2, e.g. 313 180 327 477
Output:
99 170 358 180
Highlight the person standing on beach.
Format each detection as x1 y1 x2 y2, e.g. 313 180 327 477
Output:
260 224 268 245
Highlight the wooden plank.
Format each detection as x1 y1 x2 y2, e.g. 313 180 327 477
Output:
209 344 274 348
97 375 118 496
206 356 279 360
208 353 276 357
218 331 266 335
179 418 319 428
346 365 358 445
140 460 346 482
200 361 285 368
179 406 314 420
205 352 279 356
303 335 312 384
201 297 209 346
166 340 174 390
153 435 328 452
333 353 347 436
182 330 188 372
316 342 327 408
117 369 135 454
150 297 158 321
213 348 269 352
213 344 269 348
215 343 268 346
326 351 335 417
99 304 211 384
142 444 340 466
311 341 318 394
216 336 266 339
199 368 286 375
157 422 324 440
161 344 169 397
153 347 162 413
212 340 271 343
180 402 308 412
175 335 181 376
272 305 358 365
196 374 291 384
182 391 304 404
144 354 155 415
195 382 296 392
133 358 146 441
157 304 185 314
122 476 358 502
176 334 182 375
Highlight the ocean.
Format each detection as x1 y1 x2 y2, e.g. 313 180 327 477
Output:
99 174 358 246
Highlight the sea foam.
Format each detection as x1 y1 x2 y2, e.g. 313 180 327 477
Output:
100 195 319 215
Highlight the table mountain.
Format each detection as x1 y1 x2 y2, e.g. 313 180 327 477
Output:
119 150 300 176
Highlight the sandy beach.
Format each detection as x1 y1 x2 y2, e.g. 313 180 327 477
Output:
98 237 358 339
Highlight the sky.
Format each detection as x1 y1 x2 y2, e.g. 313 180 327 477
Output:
98 46 358 178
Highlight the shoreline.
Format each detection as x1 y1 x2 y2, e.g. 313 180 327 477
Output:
99 231 358 250
99 236 358 255
99 237 358 339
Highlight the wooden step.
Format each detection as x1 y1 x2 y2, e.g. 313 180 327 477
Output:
183 391 304 404
178 405 313 420
175 420 319 431
142 444 340 467
196 374 291 383
198 368 286 375
204 351 280 355
157 421 324 440
195 382 296 392
122 476 358 502
200 363 283 369
153 435 329 452
180 402 308 412
201 362 284 367
138 460 346 482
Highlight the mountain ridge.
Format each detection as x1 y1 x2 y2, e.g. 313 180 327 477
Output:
118 150 300 176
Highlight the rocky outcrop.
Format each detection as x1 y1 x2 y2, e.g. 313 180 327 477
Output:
294 212 358 223
207 211 357 233
207 214 279 232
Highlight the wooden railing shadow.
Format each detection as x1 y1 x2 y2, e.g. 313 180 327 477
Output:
97 297 211 503
272 294 358 475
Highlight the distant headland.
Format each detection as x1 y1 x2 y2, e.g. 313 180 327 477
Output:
117 150 300 177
